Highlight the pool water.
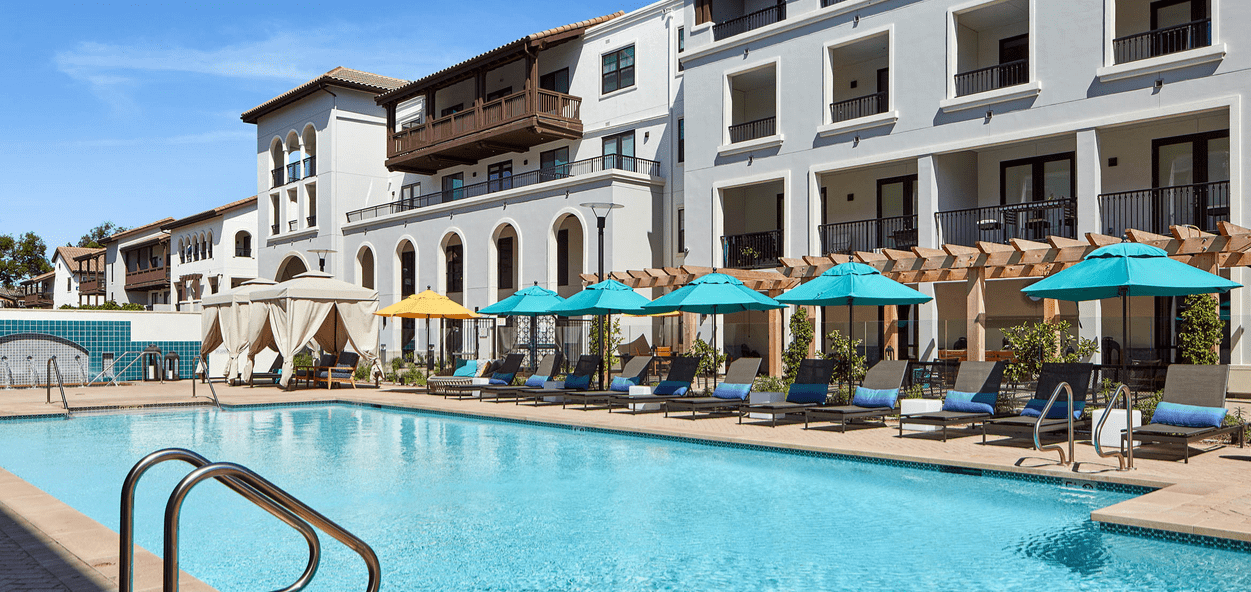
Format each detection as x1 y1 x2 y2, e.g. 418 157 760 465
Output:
0 404 1244 591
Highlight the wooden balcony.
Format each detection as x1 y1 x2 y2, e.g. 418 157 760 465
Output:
79 277 105 295
386 89 583 174
125 266 169 290
22 293 53 308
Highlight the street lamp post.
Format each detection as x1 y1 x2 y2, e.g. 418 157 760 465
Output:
308 249 336 273
580 202 623 390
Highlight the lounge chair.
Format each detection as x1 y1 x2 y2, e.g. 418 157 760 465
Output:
803 360 910 431
248 354 283 387
427 358 495 396
896 361 1005 441
294 352 336 389
515 355 602 406
739 359 837 427
444 353 526 399
476 352 564 403
980 363 1094 445
1123 364 1244 463
663 358 762 419
313 351 361 390
561 356 653 410
607 356 701 413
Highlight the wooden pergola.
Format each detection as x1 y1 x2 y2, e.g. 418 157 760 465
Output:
584 222 1251 376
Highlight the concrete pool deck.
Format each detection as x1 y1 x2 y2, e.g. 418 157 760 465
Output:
2 379 1251 590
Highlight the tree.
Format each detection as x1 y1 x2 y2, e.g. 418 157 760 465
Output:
1178 294 1222 365
782 307 815 384
0 232 53 288
77 221 127 248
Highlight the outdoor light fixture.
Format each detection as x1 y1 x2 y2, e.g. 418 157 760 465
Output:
309 249 336 272
580 201 624 389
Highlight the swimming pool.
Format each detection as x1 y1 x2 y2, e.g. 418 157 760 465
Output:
0 404 1245 591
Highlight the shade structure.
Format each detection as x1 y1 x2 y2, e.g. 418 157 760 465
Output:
550 279 651 389
777 262 931 382
642 272 784 388
480 283 565 371
376 288 480 372
201 278 277 381
247 271 382 388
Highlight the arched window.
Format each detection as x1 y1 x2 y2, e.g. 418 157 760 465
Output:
178 239 186 264
235 232 252 257
206 231 213 259
193 238 200 261
357 246 375 289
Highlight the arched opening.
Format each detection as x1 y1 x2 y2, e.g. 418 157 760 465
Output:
286 131 302 181
178 239 186 264
302 124 317 176
234 231 252 258
276 255 307 282
206 230 213 259
357 246 375 290
554 214 585 298
442 234 464 302
193 234 201 261
396 240 417 356
492 223 519 300
269 138 284 186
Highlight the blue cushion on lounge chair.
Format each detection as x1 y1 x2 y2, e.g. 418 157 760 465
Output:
564 374 591 390
1152 401 1227 429
610 376 640 392
1021 399 1085 420
491 372 515 385
453 361 478 377
525 375 548 388
786 383 827 404
713 382 751 400
852 386 899 409
653 381 689 396
942 390 997 415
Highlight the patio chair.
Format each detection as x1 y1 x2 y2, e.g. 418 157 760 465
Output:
980 363 1094 445
427 358 493 396
248 354 284 387
607 356 701 413
295 352 336 389
663 358 762 419
802 360 910 431
561 355 654 410
896 361 1005 441
1126 364 1244 463
738 359 836 427
476 352 564 403
444 353 526 399
516 355 602 406
313 351 360 390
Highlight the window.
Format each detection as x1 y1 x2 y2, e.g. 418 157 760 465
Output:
678 28 686 71
487 161 513 192
446 244 463 293
497 236 514 290
696 0 712 25
179 243 185 264
557 229 570 286
67 277 71 291
999 153 1074 204
400 182 421 203
440 103 464 117
235 232 252 258
603 131 635 170
541 147 570 180
677 119 684 163
602 45 635 94
441 173 464 203
540 68 570 94
486 87 512 102
677 208 685 252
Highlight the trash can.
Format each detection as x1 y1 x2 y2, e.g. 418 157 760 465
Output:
164 352 180 381
143 345 162 382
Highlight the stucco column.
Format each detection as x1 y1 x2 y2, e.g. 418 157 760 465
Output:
1075 128 1104 362
914 155 940 361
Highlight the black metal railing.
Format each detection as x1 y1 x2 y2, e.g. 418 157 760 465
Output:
713 2 786 41
728 116 776 144
1098 181 1229 237
288 220 299 231
235 248 252 258
306 215 317 227
722 229 783 269
954 59 1029 97
303 155 316 177
830 91 888 124
1114 19 1211 65
286 162 301 183
271 167 283 188
821 0 849 6
819 215 917 255
936 198 1077 246
345 154 663 223
270 224 279 235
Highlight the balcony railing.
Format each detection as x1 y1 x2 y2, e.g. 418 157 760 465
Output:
713 2 785 41
79 278 104 294
303 155 316 177
821 0 849 6
271 167 284 188
830 91 888 124
728 116 776 144
722 229 783 269
235 248 252 258
1114 19 1211 65
389 89 582 159
346 154 663 223
23 293 53 307
819 215 918 255
125 266 168 289
270 224 280 235
936 198 1077 246
955 59 1029 97
287 162 301 183
1098 181 1229 237
306 215 317 227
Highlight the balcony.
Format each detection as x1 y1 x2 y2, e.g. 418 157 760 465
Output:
125 266 169 290
79 277 104 295
721 229 783 270
713 2 785 42
819 215 917 255
287 162 301 183
1114 19 1211 65
830 92 887 124
303 155 316 177
386 89 583 174
235 247 252 258
271 167 284 188
936 198 1076 246
347 154 662 223
1099 181 1229 237
955 59 1028 97
728 116 776 144
22 293 53 308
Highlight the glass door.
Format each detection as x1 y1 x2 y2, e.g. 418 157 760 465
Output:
876 175 917 250
1153 130 1229 232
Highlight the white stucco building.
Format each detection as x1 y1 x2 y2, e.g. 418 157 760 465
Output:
99 218 174 309
49 246 105 308
163 196 260 311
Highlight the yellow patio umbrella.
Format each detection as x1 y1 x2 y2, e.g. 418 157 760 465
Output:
375 288 480 369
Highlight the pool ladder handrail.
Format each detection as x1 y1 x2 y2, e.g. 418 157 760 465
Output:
120 448 381 592
45 356 71 417
1092 383 1134 471
190 353 222 409
88 351 141 387
1033 381 1075 466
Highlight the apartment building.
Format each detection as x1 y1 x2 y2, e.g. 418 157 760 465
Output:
162 196 259 311
679 0 1247 365
99 218 175 308
48 246 105 308
18 272 54 309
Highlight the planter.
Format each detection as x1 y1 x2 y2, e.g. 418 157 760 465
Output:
1092 408 1142 449
625 385 661 412
748 391 785 420
900 398 943 432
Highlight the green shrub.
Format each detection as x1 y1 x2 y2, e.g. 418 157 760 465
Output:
292 352 314 368
753 375 790 394
821 330 866 383
901 384 924 400
590 316 623 370
1178 294 1222 365
688 338 726 376
354 363 371 382
782 307 815 383
1135 390 1163 424
1001 320 1098 383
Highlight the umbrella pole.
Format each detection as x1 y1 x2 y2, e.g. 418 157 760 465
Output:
425 317 432 373
1121 288 1129 385
848 301 854 388
530 315 537 374
712 313 718 392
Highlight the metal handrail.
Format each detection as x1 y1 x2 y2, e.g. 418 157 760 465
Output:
1093 383 1134 470
45 356 70 416
88 352 136 387
190 354 222 409
1033 381 1075 465
120 448 320 592
164 461 382 592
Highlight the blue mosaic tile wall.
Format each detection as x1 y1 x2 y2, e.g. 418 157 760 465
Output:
0 319 199 384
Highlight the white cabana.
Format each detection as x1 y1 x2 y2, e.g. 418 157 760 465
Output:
247 271 382 388
201 278 277 381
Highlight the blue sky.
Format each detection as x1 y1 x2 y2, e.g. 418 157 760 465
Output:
0 0 646 255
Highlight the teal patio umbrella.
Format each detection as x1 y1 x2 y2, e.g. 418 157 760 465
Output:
550 278 651 389
479 283 565 369
641 272 785 388
1022 242 1240 374
777 261 932 382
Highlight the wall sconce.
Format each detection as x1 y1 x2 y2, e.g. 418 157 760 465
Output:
854 15 860 25
853 135 860 146
846 193 854 202
748 155 754 165
744 47 749 57
644 131 650 141
1155 78 1164 90
985 110 993 121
